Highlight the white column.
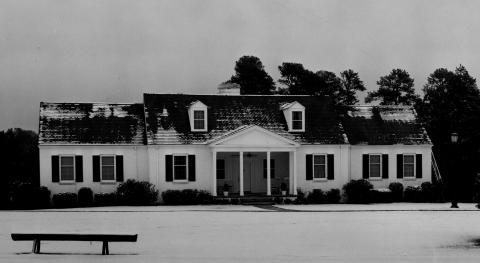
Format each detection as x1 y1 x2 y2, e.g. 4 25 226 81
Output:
267 151 271 196
293 150 297 195
212 151 217 196
239 151 244 196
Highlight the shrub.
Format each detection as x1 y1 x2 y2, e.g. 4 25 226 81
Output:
369 188 393 203
197 190 214 204
420 182 445 203
307 189 326 204
53 193 78 208
94 193 117 206
404 186 422 202
342 179 373 204
231 198 240 205
11 183 51 209
294 189 307 204
35 187 51 209
274 196 283 204
161 189 213 205
116 179 159 206
78 187 94 207
326 189 341 204
284 198 292 204
214 198 231 205
388 182 404 202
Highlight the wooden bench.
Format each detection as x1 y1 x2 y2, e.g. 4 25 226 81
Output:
11 233 138 255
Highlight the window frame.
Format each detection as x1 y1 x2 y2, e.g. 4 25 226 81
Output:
59 155 75 183
368 154 382 179
173 154 189 183
312 153 327 181
403 153 416 178
291 110 305 132
100 154 116 183
193 110 206 131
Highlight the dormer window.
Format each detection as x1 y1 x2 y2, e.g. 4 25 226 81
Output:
281 101 305 132
188 101 208 132
292 111 303 131
193 110 205 130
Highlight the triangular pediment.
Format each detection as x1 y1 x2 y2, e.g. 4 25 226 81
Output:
209 125 299 147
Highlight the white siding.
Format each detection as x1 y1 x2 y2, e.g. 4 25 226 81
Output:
296 145 350 193
39 145 148 195
349 145 432 189
148 145 213 195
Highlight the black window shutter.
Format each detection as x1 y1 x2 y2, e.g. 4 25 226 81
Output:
327 154 334 180
416 154 422 178
217 159 225 179
116 155 124 182
263 159 267 178
397 154 403 179
165 155 173 182
382 154 389 179
188 155 196 181
93 155 100 182
75 156 83 182
306 154 313 180
271 159 275 178
362 154 369 179
52 155 59 182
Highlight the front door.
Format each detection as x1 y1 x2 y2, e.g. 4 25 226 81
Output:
243 155 264 194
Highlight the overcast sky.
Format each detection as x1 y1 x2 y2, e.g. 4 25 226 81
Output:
1 0 480 131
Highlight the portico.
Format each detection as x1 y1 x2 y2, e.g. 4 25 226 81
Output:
209 125 299 196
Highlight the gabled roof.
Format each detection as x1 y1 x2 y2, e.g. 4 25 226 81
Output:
208 125 300 147
340 105 432 145
143 94 347 145
39 102 146 144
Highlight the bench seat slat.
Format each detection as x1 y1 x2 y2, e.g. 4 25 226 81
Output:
11 233 137 242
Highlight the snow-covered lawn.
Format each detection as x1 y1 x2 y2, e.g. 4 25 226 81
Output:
2 204 480 262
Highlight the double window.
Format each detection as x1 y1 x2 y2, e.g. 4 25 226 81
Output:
100 155 116 182
313 154 327 180
369 154 382 179
403 154 415 178
292 111 304 131
166 154 195 182
173 155 188 182
60 155 75 182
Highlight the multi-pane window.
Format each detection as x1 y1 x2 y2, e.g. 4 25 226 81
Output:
313 154 327 180
101 155 115 181
174 155 188 181
403 154 415 178
60 156 75 182
217 159 225 179
193 110 205 130
369 154 381 178
292 111 303 130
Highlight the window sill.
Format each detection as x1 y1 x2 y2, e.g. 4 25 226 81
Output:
403 177 417 181
59 182 76 185
368 178 384 181
173 181 189 184
100 181 117 185
313 178 328 182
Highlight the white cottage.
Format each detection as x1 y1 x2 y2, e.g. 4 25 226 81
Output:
38 93 433 199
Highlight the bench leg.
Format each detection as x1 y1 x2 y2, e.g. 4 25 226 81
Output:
36 240 41 253
102 241 109 255
32 239 40 254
